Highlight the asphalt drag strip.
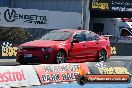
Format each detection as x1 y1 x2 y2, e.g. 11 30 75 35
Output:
0 56 132 66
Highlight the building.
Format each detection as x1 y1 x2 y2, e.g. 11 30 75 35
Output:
0 0 85 38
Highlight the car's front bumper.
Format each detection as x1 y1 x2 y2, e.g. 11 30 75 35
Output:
16 50 56 64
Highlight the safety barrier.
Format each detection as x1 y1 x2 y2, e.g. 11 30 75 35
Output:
0 62 131 87
0 65 40 88
111 43 132 56
0 63 90 87
86 61 132 75
33 63 90 85
34 63 90 84
0 41 132 59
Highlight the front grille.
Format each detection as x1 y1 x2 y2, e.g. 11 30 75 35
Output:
43 54 50 60
23 56 40 63
23 47 37 51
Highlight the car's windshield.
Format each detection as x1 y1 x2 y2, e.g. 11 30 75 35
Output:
39 31 73 41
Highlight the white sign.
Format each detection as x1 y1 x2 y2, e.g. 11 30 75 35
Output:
0 7 81 29
0 7 49 28
0 65 40 87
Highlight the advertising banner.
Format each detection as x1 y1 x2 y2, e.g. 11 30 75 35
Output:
0 65 40 87
0 7 81 29
86 62 132 75
90 0 132 12
0 7 49 28
1 42 18 57
34 63 90 84
0 41 18 59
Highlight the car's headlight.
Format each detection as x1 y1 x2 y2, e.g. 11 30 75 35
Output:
41 47 53 52
18 46 23 51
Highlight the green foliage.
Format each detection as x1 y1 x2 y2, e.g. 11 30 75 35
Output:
0 27 33 43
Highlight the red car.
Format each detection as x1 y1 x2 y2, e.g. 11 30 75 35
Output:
16 29 111 64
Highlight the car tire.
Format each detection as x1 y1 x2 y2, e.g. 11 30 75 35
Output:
55 50 66 64
97 49 107 62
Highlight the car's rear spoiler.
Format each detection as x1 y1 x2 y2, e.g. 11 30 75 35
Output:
102 35 114 37
101 35 114 40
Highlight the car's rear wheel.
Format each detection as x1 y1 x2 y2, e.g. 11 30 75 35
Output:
55 50 66 64
97 49 107 62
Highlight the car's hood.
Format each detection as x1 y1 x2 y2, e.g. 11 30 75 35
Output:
20 40 66 47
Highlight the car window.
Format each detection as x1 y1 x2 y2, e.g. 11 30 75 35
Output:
94 34 99 40
73 32 85 42
39 31 73 41
85 32 98 41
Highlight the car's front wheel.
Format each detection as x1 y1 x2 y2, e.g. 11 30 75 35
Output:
97 49 107 62
55 50 66 64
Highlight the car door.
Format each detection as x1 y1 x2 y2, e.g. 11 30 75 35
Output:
84 31 100 61
69 32 88 61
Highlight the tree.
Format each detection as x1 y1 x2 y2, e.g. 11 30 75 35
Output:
0 27 33 44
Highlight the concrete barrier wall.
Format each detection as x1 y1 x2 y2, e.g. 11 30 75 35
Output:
0 41 132 59
0 65 40 87
111 43 132 56
0 62 131 87
33 63 90 85
86 61 132 75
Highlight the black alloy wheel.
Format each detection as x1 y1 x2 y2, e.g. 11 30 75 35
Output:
97 49 107 62
55 50 66 64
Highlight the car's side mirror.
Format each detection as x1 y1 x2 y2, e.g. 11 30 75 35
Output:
96 38 100 41
71 39 79 44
